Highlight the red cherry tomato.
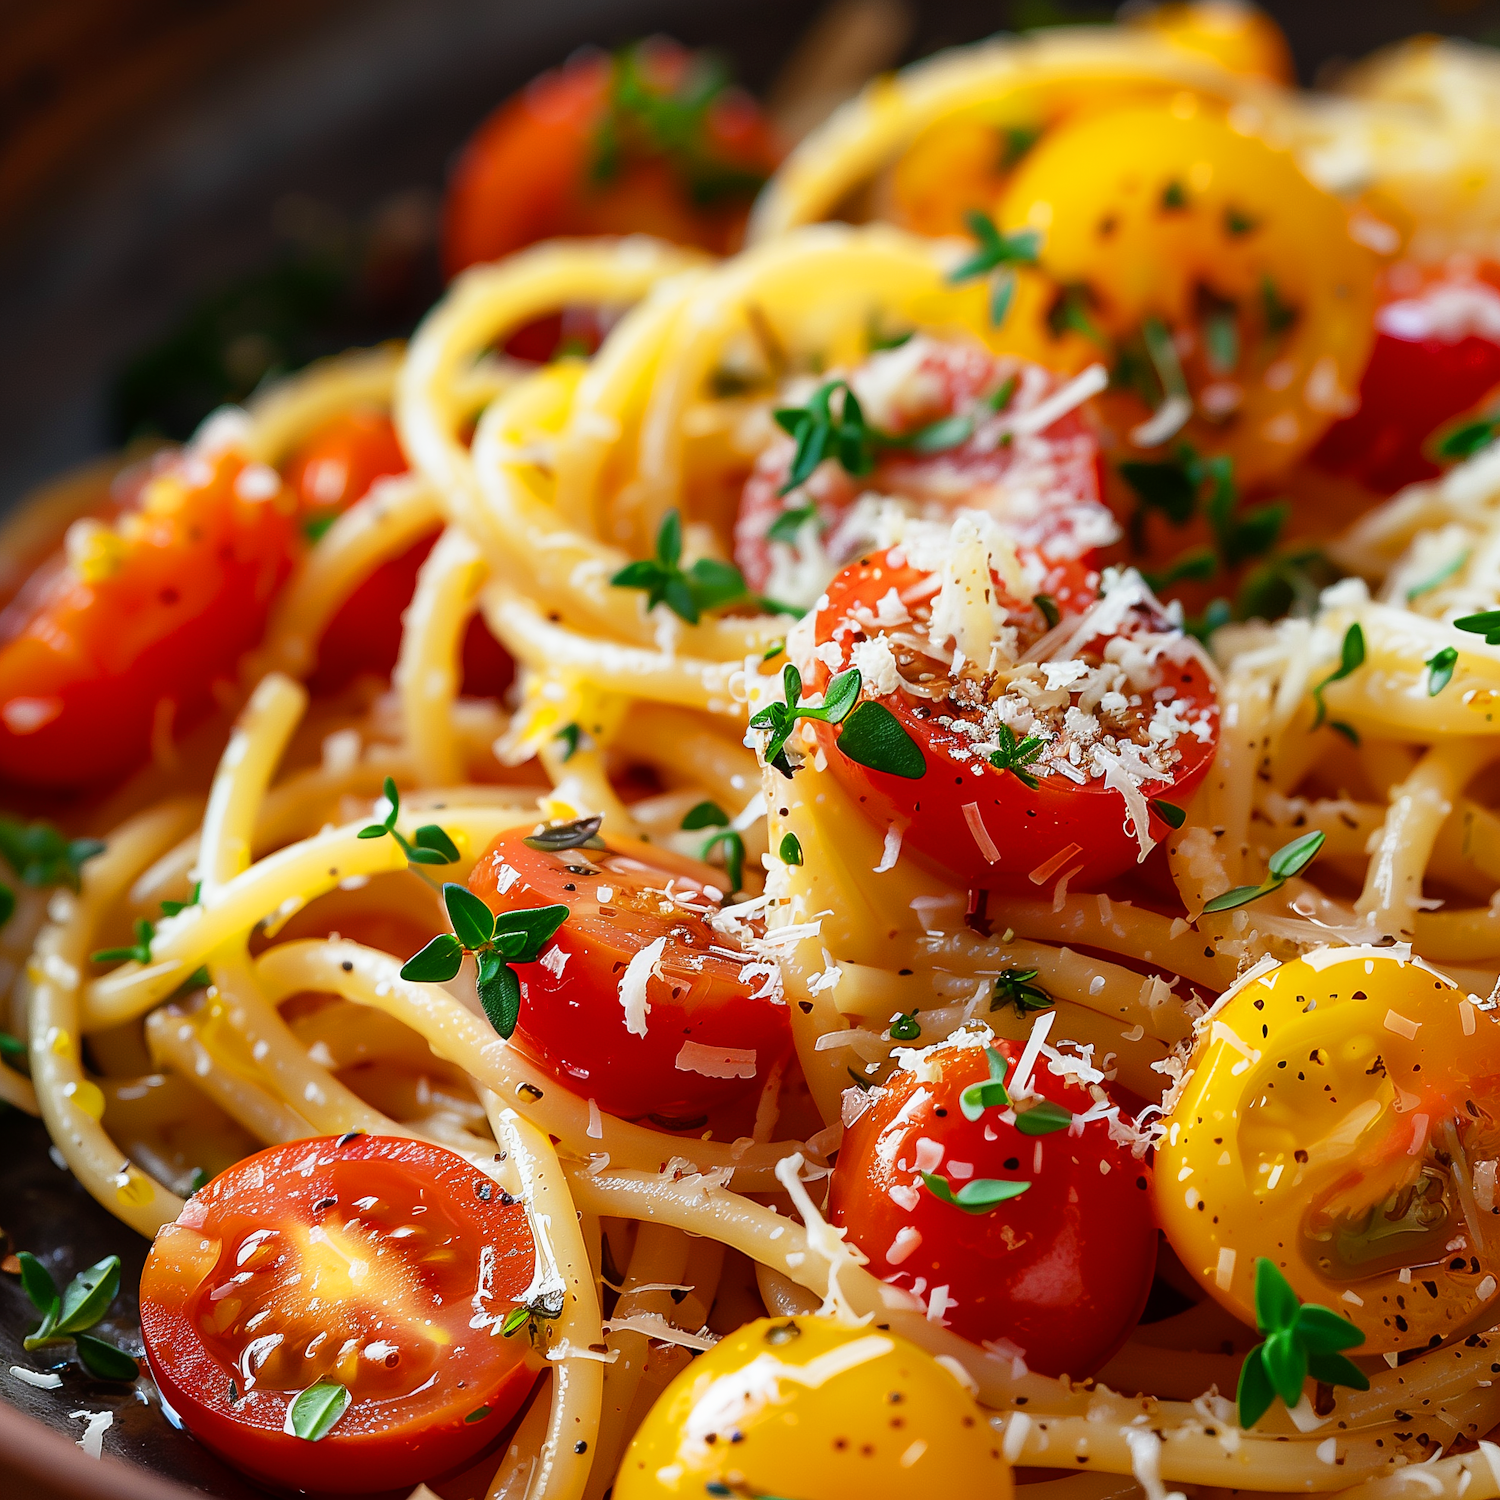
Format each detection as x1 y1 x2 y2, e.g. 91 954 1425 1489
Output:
282 413 514 699
735 339 1112 607
808 549 1218 892
829 1039 1156 1377
139 1135 539 1496
444 39 780 278
469 832 791 1123
1311 261 1500 494
0 450 296 789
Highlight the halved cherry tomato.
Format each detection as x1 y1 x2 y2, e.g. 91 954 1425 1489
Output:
615 1314 1012 1500
807 547 1218 891
139 1134 538 1495
734 336 1114 612
829 1037 1156 1377
0 449 296 789
469 831 791 1123
1155 947 1500 1354
1311 260 1500 494
282 412 513 699
444 39 780 276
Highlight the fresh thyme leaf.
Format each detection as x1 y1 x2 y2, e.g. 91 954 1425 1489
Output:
1201 830 1326 914
443 883 497 952
1224 205 1258 236
762 640 785 662
1405 551 1469 601
1311 623 1365 730
1260 275 1297 336
773 380 878 493
701 829 745 892
0 818 105 892
159 881 202 917
987 725 1046 790
991 968 1052 1016
0 1030 25 1060
1032 592 1060 628
1437 417 1500 462
681 801 729 831
949 211 1041 328
302 513 337 544
16 1251 59 1317
74 1333 138 1382
766 504 819 545
1237 1258 1366 1429
747 665 862 769
288 1380 351 1442
92 917 155 966
778 832 803 866
610 509 752 623
959 1046 1010 1121
553 723 582 761
1150 799 1187 830
835 701 925 779
920 1171 1031 1214
1160 179 1187 211
400 933 465 984
1426 645 1458 696
888 1010 921 1041
1013 1099 1074 1136
476 951 522 1039
1454 609 1500 646
411 825 461 864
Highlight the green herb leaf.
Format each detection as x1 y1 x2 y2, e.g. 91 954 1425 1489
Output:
0 818 106 892
189 1168 210 1193
490 904 569 964
412 825 461 864
1151 799 1187 830
0 883 12 929
54 1256 122 1337
501 1305 531 1337
774 381 878 493
1437 417 1500 462
748 664 863 770
443 883 496 951
1237 1258 1366 1429
811 668 861 724
400 933 465 984
524 816 605 852
476 952 522 1040
767 504 818 545
846 1066 873 1092
1311 624 1365 730
1426 646 1458 696
991 969 1053 1016
159 881 202 918
778 832 803 866
1014 1099 1074 1136
959 1046 1010 1121
465 1404 493 1424
0 1030 25 1060
1405 551 1469 601
1454 609 1500 646
91 917 155 967
920 1171 1032 1214
1260 275 1297 337
16 1251 58 1317
553 723 583 760
988 725 1046 790
1032 592 1060 628
888 1010 921 1041
610 510 752 623
682 801 729 830
762 640 785 662
1267 829 1326 882
949 210 1041 322
835 701 925 779
288 1380 351 1442
74 1333 139 1382
701 829 745 893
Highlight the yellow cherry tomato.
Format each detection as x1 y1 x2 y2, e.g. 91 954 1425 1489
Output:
613 1315 1011 1500
997 97 1378 487
1155 948 1500 1355
1127 3 1295 85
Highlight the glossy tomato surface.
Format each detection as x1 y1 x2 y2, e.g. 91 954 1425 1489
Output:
829 1040 1156 1377
0 449 295 789
810 550 1218 891
734 337 1112 609
470 832 791 1123
444 40 779 275
1311 262 1500 494
139 1135 538 1495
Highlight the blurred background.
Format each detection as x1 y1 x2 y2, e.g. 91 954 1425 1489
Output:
4 0 1500 513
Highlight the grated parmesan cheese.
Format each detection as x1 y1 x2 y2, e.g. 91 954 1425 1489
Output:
618 937 666 1037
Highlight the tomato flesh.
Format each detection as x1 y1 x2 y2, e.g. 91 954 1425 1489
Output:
829 1040 1156 1377
140 1135 538 1495
809 549 1218 891
444 40 779 276
735 338 1112 609
1311 262 1500 495
0 450 296 789
469 833 791 1122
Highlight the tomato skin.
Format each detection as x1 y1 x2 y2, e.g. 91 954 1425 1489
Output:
0 451 296 789
139 1135 538 1495
828 1041 1156 1378
469 833 791 1123
1311 264 1500 494
809 550 1219 892
444 41 779 276
284 409 407 521
1155 949 1500 1353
